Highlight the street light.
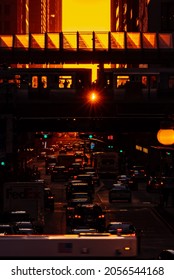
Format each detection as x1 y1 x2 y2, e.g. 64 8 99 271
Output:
157 119 174 145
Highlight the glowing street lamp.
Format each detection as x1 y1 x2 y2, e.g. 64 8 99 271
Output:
157 129 174 145
157 120 174 145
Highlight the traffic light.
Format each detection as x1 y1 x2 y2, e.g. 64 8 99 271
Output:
119 149 123 153
35 132 52 139
108 145 114 149
0 160 5 166
79 133 94 139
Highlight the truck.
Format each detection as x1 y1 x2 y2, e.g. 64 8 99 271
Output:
57 154 75 169
3 181 45 230
93 152 119 178
0 233 138 258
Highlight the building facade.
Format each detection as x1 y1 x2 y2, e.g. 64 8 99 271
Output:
0 0 62 34
148 0 174 32
0 0 29 34
111 0 149 32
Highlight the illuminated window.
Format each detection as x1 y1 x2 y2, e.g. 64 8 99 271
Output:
58 76 72 89
116 76 130 88
142 76 148 88
14 75 21 88
32 76 38 88
41 76 47 88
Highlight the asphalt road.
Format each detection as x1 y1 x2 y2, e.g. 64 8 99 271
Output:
35 158 174 260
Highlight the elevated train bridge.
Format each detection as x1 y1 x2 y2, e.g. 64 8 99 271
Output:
0 31 174 64
0 31 174 148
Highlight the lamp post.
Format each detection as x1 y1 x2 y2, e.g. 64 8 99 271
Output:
157 118 174 145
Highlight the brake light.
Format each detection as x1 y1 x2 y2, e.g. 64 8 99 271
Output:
124 247 131 251
74 215 81 219
98 214 105 218
48 196 54 199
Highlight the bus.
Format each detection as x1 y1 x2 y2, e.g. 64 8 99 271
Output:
0 233 138 258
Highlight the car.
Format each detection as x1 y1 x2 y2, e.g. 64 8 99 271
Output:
74 173 95 193
45 162 57 175
66 182 91 201
59 148 67 154
68 162 83 176
0 224 18 234
69 226 98 234
158 249 174 260
37 151 47 161
116 174 138 190
106 222 136 235
45 155 57 167
51 165 69 181
68 192 92 207
84 171 100 187
109 183 132 203
146 176 164 192
74 151 84 157
44 187 55 211
129 165 147 180
16 228 36 234
15 221 36 234
0 210 32 224
66 203 106 231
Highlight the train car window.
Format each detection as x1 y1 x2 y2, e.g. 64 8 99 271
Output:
41 76 47 88
150 75 157 88
116 76 130 88
32 76 38 88
14 75 21 88
142 76 148 88
169 76 174 89
58 76 72 89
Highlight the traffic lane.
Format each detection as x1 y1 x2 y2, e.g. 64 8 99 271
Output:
105 207 174 259
96 180 161 207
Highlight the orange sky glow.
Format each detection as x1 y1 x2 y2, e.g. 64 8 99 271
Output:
62 0 110 31
62 0 111 80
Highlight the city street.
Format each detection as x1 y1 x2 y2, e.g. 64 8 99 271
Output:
37 155 174 260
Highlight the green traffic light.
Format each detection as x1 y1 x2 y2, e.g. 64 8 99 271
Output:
0 161 5 166
89 134 93 139
119 149 123 153
43 134 48 139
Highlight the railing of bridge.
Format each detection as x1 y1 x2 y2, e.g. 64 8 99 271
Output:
0 32 173 51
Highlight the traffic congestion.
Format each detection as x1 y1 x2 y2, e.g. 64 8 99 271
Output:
0 132 174 259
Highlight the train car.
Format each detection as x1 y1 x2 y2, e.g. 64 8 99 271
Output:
0 233 138 258
0 67 92 96
98 68 174 99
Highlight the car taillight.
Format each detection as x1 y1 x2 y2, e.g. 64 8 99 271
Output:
116 228 123 234
98 214 105 218
74 215 81 218
48 196 54 199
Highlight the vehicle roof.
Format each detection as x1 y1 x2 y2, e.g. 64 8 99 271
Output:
112 184 129 190
71 182 89 186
